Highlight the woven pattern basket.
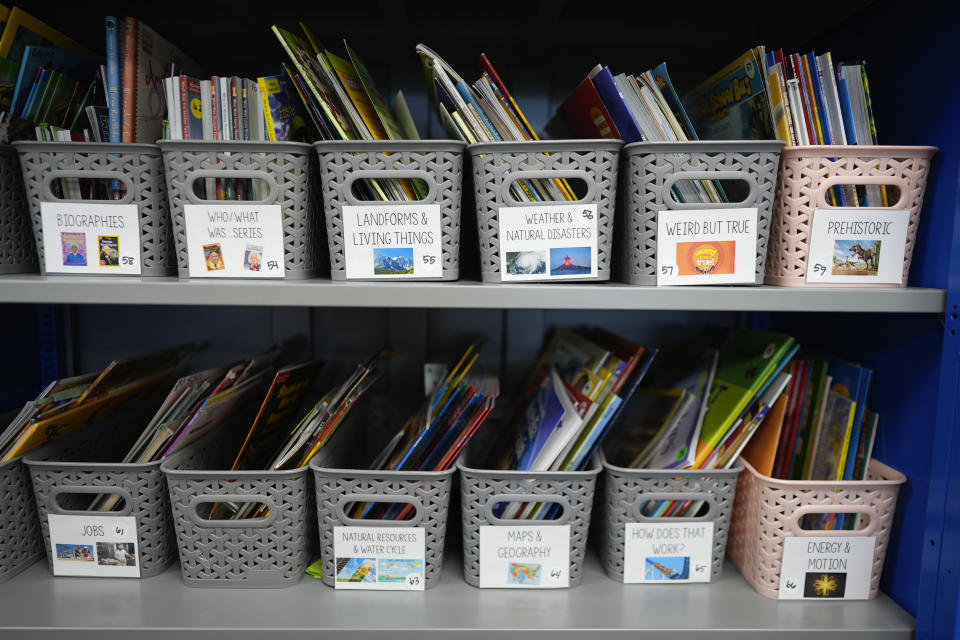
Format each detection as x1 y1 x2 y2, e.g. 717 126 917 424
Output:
469 140 622 283
727 458 905 599
161 434 314 588
0 146 38 274
14 141 175 276
310 463 455 589
314 140 465 281
458 459 600 587
765 145 937 287
599 457 743 582
618 141 783 285
160 140 323 279
0 457 43 583
24 422 178 579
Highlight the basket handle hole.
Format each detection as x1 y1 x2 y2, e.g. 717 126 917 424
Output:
190 177 272 201
797 512 870 531
491 500 565 521
55 491 127 513
819 180 903 208
637 499 711 519
506 177 588 203
194 500 271 521
349 178 430 202
48 178 121 201
342 501 419 522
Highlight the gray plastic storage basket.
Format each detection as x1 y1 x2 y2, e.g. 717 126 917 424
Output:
0 457 43 583
617 141 784 285
23 421 179 579
458 458 601 587
314 140 465 281
14 141 176 276
160 433 314 588
311 462 455 589
0 146 38 274
599 456 743 582
160 140 323 279
469 140 623 283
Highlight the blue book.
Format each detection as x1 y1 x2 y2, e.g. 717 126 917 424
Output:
454 79 502 142
11 46 101 118
104 17 121 144
20 68 49 119
591 67 644 143
837 78 858 145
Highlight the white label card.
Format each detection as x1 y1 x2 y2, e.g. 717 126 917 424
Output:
40 202 141 274
623 521 714 583
778 536 876 600
184 203 285 278
333 526 425 590
341 204 443 279
656 208 758 286
498 204 598 281
806 209 909 284
48 514 139 577
479 525 570 588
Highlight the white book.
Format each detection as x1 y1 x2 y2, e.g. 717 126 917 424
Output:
200 80 213 140
219 77 231 141
816 53 847 145
786 79 809 145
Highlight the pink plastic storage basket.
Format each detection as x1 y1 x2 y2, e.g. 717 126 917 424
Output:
765 145 937 287
727 458 905 600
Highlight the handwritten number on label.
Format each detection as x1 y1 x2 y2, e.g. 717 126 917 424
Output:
267 260 279 271
812 263 827 276
661 265 674 276
695 563 706 574
581 209 594 220
121 256 134 265
786 580 797 590
422 255 437 265
407 574 422 587
550 568 562 580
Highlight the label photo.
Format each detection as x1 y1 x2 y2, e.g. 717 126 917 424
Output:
498 203 599 281
656 208 758 286
623 521 714 583
48 514 140 578
40 202 142 275
806 209 909 284
333 526 426 591
778 535 876 600
341 204 443 279
478 525 570 588
184 203 286 278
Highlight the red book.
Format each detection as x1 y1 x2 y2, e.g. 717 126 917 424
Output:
209 76 220 141
557 75 622 140
120 16 137 143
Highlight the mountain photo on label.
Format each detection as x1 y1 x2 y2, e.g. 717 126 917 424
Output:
549 246 591 275
373 247 415 275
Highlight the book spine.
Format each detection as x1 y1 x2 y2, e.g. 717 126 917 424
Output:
179 76 190 139
258 78 277 141
230 78 240 140
120 16 137 143
104 17 121 143
210 77 220 140
242 85 250 141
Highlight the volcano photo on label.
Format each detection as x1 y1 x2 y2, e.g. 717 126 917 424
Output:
549 246 591 275
373 247 415 275
506 250 546 275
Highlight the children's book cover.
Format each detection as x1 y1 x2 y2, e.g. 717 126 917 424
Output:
257 75 310 142
683 48 775 140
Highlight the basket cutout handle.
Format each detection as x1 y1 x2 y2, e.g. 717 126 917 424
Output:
336 493 424 526
43 171 137 205
186 494 277 529
184 169 277 204
816 175 910 209
499 170 595 205
662 170 757 210
50 485 134 517
787 504 879 537
630 491 716 522
342 170 437 205
482 493 571 525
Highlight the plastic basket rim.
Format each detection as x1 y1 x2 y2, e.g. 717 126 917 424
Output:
740 457 906 489
780 144 938 158
623 140 786 155
158 139 313 153
308 459 457 480
468 139 624 155
313 139 466 153
158 441 310 480
0 455 25 471
13 141 161 154
599 452 745 479
457 457 602 479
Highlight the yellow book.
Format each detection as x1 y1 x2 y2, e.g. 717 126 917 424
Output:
327 51 386 140
257 77 279 142
0 7 90 61
765 72 792 146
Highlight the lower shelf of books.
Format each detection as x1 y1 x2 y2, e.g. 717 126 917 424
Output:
0 551 914 639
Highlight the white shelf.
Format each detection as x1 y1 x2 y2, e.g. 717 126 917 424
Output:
0 552 914 639
0 274 945 312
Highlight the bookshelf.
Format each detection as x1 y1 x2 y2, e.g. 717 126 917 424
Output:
1 1 958 638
